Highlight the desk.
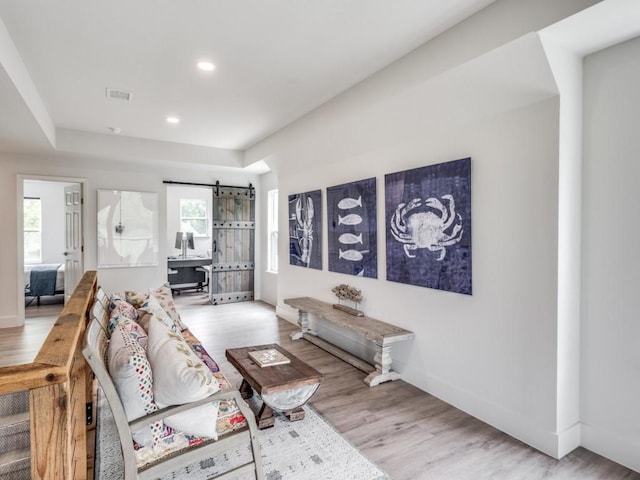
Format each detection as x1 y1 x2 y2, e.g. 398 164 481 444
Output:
167 256 212 294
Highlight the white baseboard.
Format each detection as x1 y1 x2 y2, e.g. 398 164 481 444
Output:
275 304 632 468
275 304 297 325
0 314 21 328
582 423 640 473
402 366 577 458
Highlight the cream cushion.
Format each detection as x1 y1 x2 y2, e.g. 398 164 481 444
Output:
165 401 220 440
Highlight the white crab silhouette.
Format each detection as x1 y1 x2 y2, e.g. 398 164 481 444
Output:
390 194 463 260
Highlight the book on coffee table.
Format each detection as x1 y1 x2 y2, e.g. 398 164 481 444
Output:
248 348 291 367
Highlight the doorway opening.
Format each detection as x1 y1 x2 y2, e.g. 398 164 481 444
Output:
18 176 85 324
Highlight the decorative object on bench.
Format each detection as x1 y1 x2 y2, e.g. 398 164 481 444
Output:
226 344 323 429
84 285 263 479
331 283 364 317
285 296 414 387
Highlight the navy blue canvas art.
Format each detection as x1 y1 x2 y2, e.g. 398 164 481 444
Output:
385 157 472 295
327 178 377 278
289 189 322 269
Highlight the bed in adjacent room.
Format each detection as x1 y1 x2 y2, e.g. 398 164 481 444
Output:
25 263 65 305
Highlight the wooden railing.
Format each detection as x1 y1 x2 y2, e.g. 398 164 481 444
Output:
0 270 98 479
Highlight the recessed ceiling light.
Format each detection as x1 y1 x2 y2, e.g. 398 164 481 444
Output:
197 61 215 72
166 116 180 124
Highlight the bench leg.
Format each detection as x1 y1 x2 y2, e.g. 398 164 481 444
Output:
364 343 401 387
290 309 311 340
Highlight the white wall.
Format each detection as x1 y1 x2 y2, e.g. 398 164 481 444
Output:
0 152 257 327
23 179 71 264
245 0 606 460
581 36 640 473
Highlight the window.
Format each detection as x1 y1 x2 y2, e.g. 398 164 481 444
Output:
180 199 208 237
24 197 42 263
267 189 278 273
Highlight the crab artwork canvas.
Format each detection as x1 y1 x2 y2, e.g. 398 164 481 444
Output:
327 177 377 278
288 189 322 269
385 157 472 295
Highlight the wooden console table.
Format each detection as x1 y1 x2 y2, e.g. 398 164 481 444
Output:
284 297 414 387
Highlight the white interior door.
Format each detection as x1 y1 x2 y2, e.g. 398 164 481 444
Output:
64 184 83 302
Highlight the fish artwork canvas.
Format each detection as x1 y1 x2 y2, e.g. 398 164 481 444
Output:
327 177 377 278
289 189 322 269
385 158 472 295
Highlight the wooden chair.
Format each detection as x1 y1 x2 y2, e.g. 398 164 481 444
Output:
82 314 264 480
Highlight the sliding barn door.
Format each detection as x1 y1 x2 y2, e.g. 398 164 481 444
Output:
210 183 255 305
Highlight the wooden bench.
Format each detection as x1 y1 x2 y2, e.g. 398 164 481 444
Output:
284 297 414 387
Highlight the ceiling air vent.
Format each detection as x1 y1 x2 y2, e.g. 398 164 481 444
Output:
105 88 133 101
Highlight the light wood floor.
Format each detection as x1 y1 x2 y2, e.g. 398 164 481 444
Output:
0 299 61 367
9 294 639 479
171 294 640 480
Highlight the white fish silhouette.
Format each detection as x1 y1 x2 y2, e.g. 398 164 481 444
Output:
338 214 362 226
338 233 363 245
339 249 368 261
338 196 362 210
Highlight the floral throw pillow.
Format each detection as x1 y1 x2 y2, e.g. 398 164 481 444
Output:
147 314 219 407
108 294 138 332
138 294 177 333
150 283 184 328
125 290 150 309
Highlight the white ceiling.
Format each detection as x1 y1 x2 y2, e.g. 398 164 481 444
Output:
2 0 639 169
0 0 496 158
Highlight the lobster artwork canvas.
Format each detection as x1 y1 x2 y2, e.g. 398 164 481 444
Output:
288 189 323 269
385 157 472 295
326 177 377 278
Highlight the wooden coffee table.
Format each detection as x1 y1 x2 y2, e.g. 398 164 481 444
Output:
225 344 323 429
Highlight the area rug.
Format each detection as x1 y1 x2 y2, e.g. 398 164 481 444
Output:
95 391 389 480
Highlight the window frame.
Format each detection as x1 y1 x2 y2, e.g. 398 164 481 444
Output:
267 189 278 273
24 196 42 264
179 198 209 238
